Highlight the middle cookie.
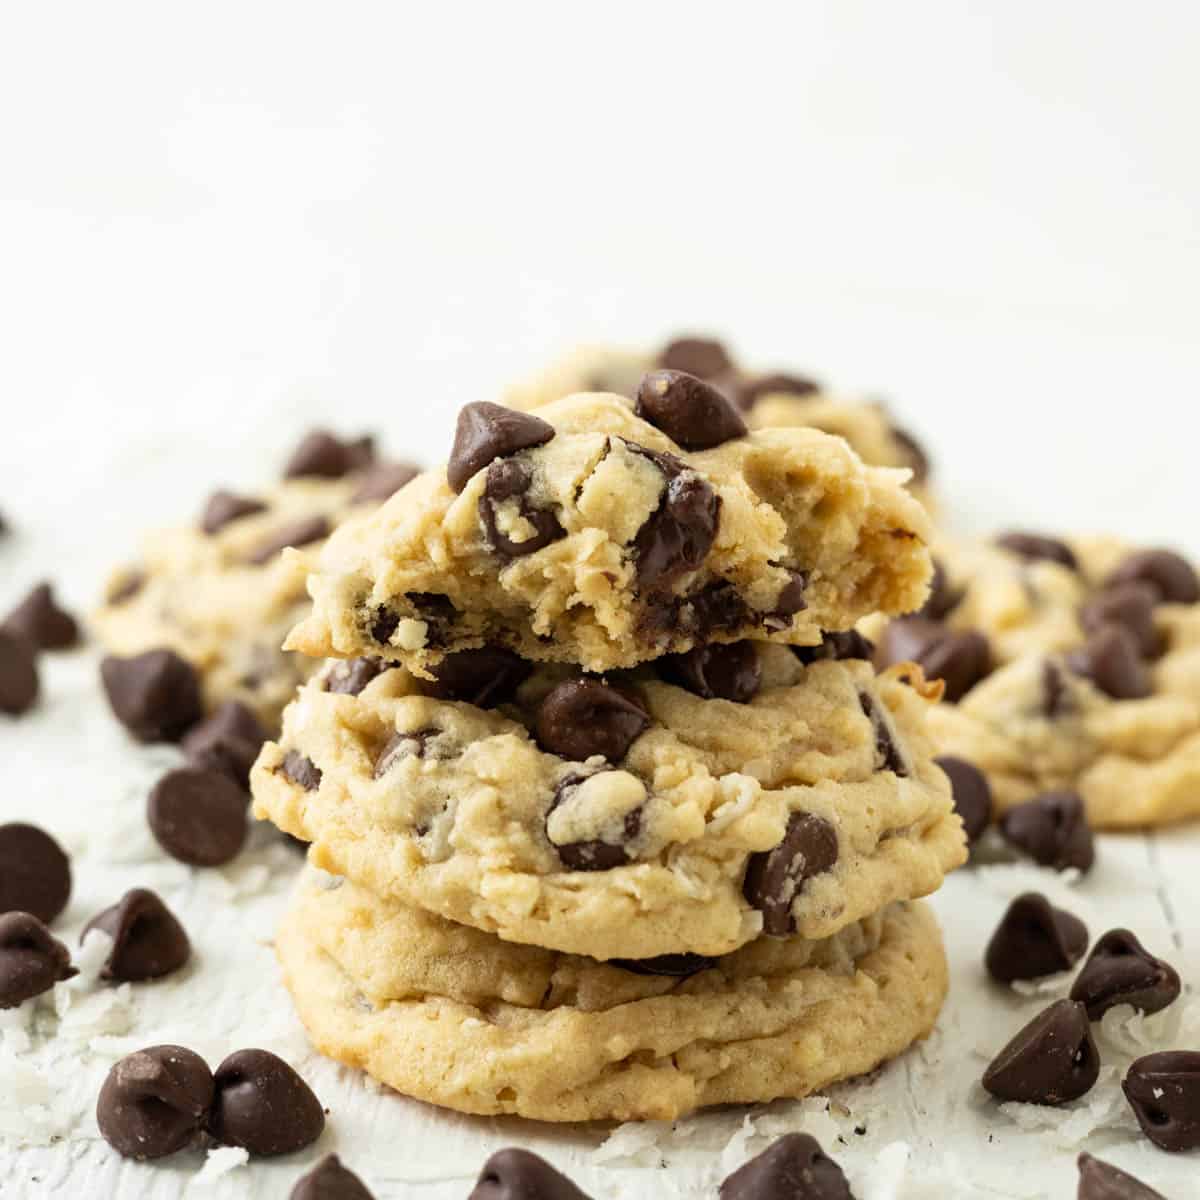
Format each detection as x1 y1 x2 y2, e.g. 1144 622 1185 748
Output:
251 642 966 960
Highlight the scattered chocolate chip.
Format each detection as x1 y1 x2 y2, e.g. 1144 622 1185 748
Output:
1066 626 1152 700
890 426 931 485
447 402 555 493
1070 929 1181 1020
82 888 190 983
719 1133 853 1200
535 679 650 762
547 772 642 871
982 999 1100 1105
1076 1152 1165 1200
281 750 322 791
629 445 721 588
424 646 531 708
100 649 202 743
732 372 821 412
918 559 963 621
208 1048 325 1156
181 701 267 787
1107 549 1200 605
350 459 420 505
743 813 839 936
469 1148 592 1200
874 618 990 702
323 657 388 697
859 692 907 775
479 459 565 559
1123 1051 1200 1152
985 893 1089 983
3 582 79 650
659 641 761 702
291 1154 376 1200
0 822 72 924
656 337 735 382
794 630 875 665
107 571 146 605
995 532 1078 569
200 490 268 535
0 630 39 716
999 791 1095 873
634 370 748 450
246 514 331 565
1080 582 1162 659
373 728 437 776
147 768 248 867
97 1045 214 1160
610 952 717 978
0 912 76 1008
934 756 992 846
284 429 375 479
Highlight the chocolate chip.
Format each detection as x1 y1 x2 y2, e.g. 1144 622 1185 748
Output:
719 1133 853 1200
200 490 268 534
999 791 1095 873
535 679 650 761
794 630 875 665
147 768 248 867
659 641 761 702
0 630 39 716
82 888 190 982
469 1148 592 1200
323 657 388 697
918 559 963 621
1080 582 1162 659
447 402 555 493
743 813 839 936
1123 1051 1200 1152
281 750 322 791
634 370 748 450
424 646 531 708
985 893 1089 983
995 531 1078 569
1066 626 1152 701
656 337 735 382
1042 659 1071 718
208 1048 325 1156
3 582 79 650
934 756 992 846
874 618 990 702
181 701 267 786
684 581 753 637
891 426 931 485
629 445 721 588
107 571 146 605
546 772 642 871
859 692 907 776
369 606 399 645
1107 549 1200 605
610 952 717 978
982 999 1100 1105
246 514 331 565
100 649 203 743
284 429 375 479
766 569 808 627
1070 929 1181 1020
479 459 566 559
1077 1153 1165 1200
291 1154 376 1200
349 459 420 505
732 372 822 412
373 728 437 777
97 1045 214 1160
403 592 457 647
0 823 72 924
0 912 75 1008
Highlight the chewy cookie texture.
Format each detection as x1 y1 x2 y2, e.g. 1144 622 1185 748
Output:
286 381 933 677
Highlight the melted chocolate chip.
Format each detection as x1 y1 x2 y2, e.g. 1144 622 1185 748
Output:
934 755 992 846
1070 929 1181 1020
629 445 720 588
83 888 190 983
448 402 555 493
0 822 72 924
1076 1153 1165 1200
732 372 822 412
406 593 457 647
97 1045 214 1160
424 646 531 708
1065 626 1152 700
1123 1051 1200 1152
984 892 1089 983
546 772 642 872
655 337 735 382
858 691 907 776
982 999 1100 1105
1107 549 1200 605
659 641 761 702
0 912 76 1008
535 679 650 762
469 1148 592 1200
480 459 565 559
350 460 420 505
291 1154 376 1200
323 657 388 697
369 606 399 645
719 1133 853 1200
284 429 375 479
181 701 267 787
3 582 79 650
918 559 963 621
743 813 839 936
0 630 39 716
635 370 747 450
1042 659 1071 718
995 532 1078 569
686 581 753 636
610 952 717 978
765 569 808 628
1080 582 1162 659
100 649 203 743
373 728 437 777
246 514 330 565
200 490 267 534
874 618 990 702
793 630 875 665
281 750 322 791
147 768 248 867
999 791 1095 873
207 1048 325 1156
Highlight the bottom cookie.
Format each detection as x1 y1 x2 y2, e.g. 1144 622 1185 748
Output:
276 873 948 1122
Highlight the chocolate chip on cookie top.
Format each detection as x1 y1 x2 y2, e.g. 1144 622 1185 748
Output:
719 1133 853 1200
875 617 991 702
1123 1051 1200 1151
424 646 532 708
479 458 566 560
245 513 331 565
448 402 555 493
83 888 190 983
995 530 1079 569
634 370 748 450
534 678 650 762
284 428 375 479
1106 548 1200 605
1080 581 1162 659
281 749 322 791
1065 625 1152 700
658 641 762 702
349 459 421 505
0 822 72 924
982 999 1100 1105
743 812 839 936
655 335 736 382
207 1049 325 1156
984 892 1088 983
545 769 645 872
0 912 76 1009
1070 929 1181 1021
199 489 268 534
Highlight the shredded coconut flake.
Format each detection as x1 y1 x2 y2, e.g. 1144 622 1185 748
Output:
191 1145 250 1185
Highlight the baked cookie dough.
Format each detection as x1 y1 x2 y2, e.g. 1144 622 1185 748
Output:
286 390 933 678
251 643 965 959
276 871 948 1122
504 336 934 507
94 450 418 730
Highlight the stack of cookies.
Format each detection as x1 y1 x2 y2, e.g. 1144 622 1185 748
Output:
251 375 968 1122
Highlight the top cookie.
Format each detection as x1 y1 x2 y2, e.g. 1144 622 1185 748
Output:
286 387 932 676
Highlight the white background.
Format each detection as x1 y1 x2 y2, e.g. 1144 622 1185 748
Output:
1 3 1199 1197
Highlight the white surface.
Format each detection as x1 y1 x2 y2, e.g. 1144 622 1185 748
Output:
2 3 1200 1196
